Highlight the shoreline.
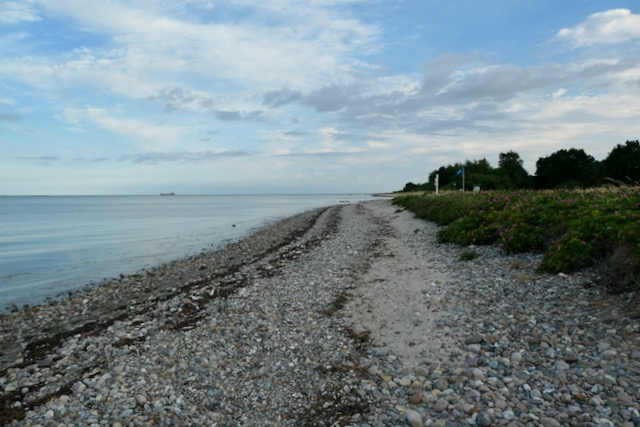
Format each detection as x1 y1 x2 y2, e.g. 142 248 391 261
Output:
0 204 332 366
1 193 379 311
2 199 640 426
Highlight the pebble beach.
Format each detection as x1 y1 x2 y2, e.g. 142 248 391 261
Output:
2 199 640 426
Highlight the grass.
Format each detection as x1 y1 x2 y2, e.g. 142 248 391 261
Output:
393 187 640 293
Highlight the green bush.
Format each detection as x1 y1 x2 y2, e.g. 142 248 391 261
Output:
393 188 640 288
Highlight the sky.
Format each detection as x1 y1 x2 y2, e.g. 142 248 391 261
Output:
1 1 640 195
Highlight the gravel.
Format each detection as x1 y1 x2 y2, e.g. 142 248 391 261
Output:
2 199 640 426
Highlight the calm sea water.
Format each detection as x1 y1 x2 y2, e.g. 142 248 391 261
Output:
0 194 377 310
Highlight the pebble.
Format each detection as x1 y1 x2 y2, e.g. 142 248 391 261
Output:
1 200 639 427
405 409 422 427
476 411 492 426
434 398 448 412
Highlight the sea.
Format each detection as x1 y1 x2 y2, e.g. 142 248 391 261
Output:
0 194 379 310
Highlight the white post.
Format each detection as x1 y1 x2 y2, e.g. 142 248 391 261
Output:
435 173 439 195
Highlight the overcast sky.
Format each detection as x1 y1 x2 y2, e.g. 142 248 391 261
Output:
2 1 640 195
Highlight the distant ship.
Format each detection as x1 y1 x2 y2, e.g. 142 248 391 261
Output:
160 192 176 196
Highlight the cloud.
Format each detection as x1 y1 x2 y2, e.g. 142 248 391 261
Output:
147 86 218 113
317 54 639 140
274 150 361 158
0 2 42 23
120 150 251 164
557 9 640 46
429 59 630 102
17 155 59 165
28 0 381 97
64 108 185 150
212 110 268 122
0 113 21 121
303 84 354 112
263 89 303 108
281 130 310 138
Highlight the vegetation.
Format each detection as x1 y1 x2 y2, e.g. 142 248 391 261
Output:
400 140 640 193
393 187 640 293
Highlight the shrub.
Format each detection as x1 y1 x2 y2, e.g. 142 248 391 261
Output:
393 187 640 291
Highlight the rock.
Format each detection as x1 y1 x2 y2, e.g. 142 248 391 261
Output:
405 409 422 427
476 411 492 426
415 366 429 377
409 392 423 404
540 417 562 427
461 402 475 414
503 409 515 420
483 335 499 345
4 382 18 393
468 343 482 353
434 398 449 412
398 377 412 387
135 394 147 406
434 378 449 391
465 335 484 344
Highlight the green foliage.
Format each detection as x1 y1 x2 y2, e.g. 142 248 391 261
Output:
393 188 640 277
419 152 534 193
406 141 640 194
603 140 640 184
535 148 600 189
460 250 479 261
498 151 532 189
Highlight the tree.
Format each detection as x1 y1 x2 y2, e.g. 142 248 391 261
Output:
535 148 600 189
602 140 640 183
498 151 531 189
426 159 501 191
428 164 462 191
401 182 420 192
463 158 499 190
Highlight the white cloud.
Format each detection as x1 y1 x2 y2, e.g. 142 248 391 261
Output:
64 107 186 150
557 9 640 46
552 88 567 100
0 1 42 23
32 0 380 95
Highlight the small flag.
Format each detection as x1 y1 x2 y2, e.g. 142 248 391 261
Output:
455 167 464 176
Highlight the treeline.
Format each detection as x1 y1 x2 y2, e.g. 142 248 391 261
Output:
401 140 640 192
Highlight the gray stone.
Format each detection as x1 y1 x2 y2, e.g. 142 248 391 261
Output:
434 378 449 391
465 335 484 344
434 398 448 412
540 417 562 427
405 409 422 427
503 410 515 420
135 394 147 406
476 411 492 426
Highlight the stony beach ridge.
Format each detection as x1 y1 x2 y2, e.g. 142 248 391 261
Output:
1 199 640 426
